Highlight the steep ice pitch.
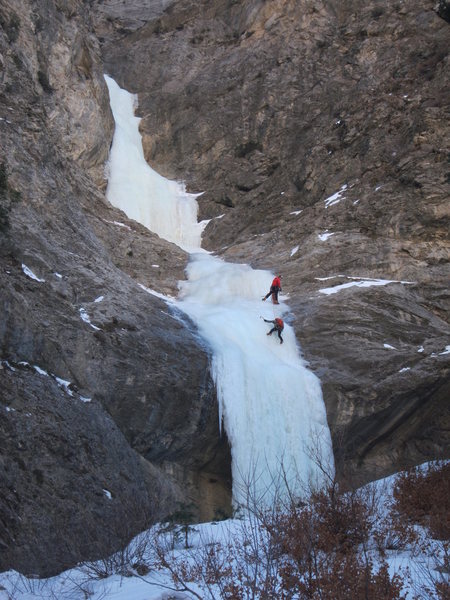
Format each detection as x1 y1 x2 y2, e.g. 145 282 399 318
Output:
104 76 334 506
179 255 333 505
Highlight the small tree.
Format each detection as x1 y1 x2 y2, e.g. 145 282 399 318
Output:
160 503 197 550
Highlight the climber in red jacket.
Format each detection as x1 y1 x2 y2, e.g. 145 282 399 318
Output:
264 317 284 344
262 275 282 304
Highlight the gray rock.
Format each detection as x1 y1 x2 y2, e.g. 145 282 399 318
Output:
0 362 174 577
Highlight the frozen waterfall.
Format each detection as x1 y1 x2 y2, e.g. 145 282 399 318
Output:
104 75 334 506
104 76 203 251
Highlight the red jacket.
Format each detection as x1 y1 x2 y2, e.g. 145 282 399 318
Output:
275 318 284 329
272 276 282 289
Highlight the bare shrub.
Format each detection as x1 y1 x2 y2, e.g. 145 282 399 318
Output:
391 462 450 540
77 494 157 582
265 481 405 600
409 540 449 600
140 462 447 599
141 467 407 600
79 528 154 580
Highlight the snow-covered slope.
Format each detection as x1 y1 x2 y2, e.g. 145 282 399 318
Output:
1 464 446 600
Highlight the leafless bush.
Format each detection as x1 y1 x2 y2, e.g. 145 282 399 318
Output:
140 453 407 600
3 570 109 600
79 528 154 580
57 458 449 600
378 462 450 600
262 480 405 600
391 462 450 540
409 540 449 600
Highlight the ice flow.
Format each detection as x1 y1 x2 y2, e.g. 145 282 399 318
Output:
104 75 334 506
104 75 202 251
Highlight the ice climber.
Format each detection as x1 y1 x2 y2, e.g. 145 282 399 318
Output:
262 274 282 304
264 317 284 344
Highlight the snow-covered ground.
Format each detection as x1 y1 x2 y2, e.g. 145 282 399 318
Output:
1 465 446 600
103 75 334 505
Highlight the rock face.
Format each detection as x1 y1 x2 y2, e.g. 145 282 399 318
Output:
1 363 167 576
0 0 448 578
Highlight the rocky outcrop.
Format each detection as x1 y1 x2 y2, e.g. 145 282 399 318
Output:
93 0 449 484
0 362 171 577
0 0 230 576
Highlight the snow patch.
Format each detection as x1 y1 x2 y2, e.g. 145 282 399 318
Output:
290 209 302 216
22 264 45 283
138 283 175 304
439 345 450 356
54 272 63 279
399 367 411 373
383 344 396 350
94 295 104 303
319 278 415 295
33 365 48 376
104 219 132 230
199 219 211 231
55 377 74 396
9 359 88 402
290 245 299 257
113 220 131 229
417 346 424 353
1 360 16 371
318 231 334 241
324 184 347 208
103 489 112 500
79 308 100 331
